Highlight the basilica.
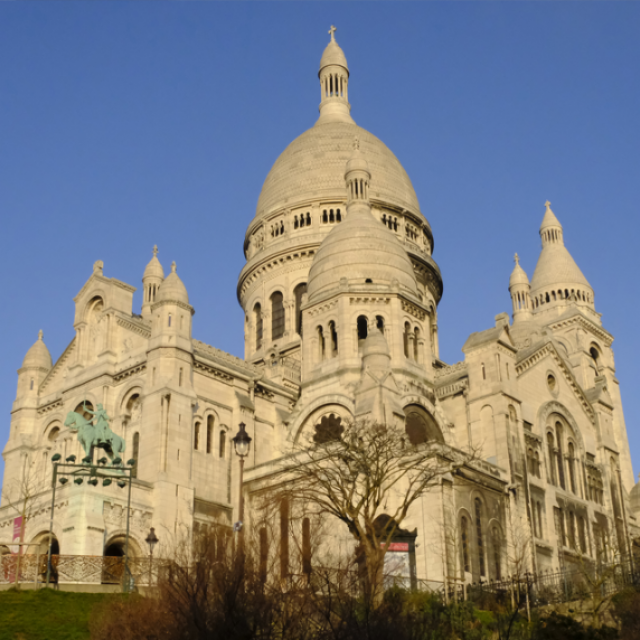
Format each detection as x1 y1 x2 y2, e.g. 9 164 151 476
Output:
1 31 638 588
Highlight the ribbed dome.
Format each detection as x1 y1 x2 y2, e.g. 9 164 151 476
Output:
255 123 423 221
22 330 52 370
509 254 530 287
143 246 164 280
530 205 592 295
307 205 418 301
530 245 592 293
319 39 348 72
156 262 189 305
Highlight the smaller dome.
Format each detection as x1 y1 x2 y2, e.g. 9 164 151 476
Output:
156 262 189 305
307 206 418 300
143 245 164 280
22 330 52 370
319 28 349 73
345 140 370 175
509 253 530 288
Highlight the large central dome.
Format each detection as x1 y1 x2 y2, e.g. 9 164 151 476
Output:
255 122 423 220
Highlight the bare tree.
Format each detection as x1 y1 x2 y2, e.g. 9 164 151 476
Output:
271 419 477 603
0 454 44 587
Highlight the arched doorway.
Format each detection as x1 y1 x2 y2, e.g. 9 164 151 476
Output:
102 535 140 585
29 532 59 583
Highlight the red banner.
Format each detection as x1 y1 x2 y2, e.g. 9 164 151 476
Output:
381 542 409 552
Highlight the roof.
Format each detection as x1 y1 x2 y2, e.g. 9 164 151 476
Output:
255 122 424 221
22 330 52 370
156 262 189 305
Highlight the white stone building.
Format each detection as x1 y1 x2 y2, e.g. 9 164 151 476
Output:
1 31 638 587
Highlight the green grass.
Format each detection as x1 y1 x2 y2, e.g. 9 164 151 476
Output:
0 589 121 640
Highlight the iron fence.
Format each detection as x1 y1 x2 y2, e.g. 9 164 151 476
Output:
0 554 165 588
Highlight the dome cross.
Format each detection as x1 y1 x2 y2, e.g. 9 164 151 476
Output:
328 25 337 42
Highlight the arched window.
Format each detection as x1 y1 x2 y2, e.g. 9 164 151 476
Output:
219 430 226 458
404 406 443 444
254 303 263 350
132 432 140 478
302 517 312 577
568 442 576 494
475 498 485 577
413 327 420 362
271 292 285 340
376 316 384 332
492 527 501 580
461 516 470 573
357 316 368 342
536 502 543 538
317 326 325 361
293 283 307 337
555 422 566 489
546 432 556 485
206 416 214 454
259 528 268 584
168 313 172 328
194 422 200 451
481 363 486 380
329 321 338 356
403 322 411 358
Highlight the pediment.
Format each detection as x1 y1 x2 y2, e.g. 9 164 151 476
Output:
515 340 596 425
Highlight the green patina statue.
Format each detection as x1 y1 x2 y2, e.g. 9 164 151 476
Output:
64 403 126 463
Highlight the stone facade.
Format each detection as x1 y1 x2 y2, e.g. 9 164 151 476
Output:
1 31 638 587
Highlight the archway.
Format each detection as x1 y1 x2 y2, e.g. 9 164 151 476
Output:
102 535 140 584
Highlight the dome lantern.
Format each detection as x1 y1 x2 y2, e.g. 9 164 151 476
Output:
317 26 354 125
509 253 532 322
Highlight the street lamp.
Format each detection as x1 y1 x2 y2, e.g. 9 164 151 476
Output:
231 423 252 564
145 527 159 588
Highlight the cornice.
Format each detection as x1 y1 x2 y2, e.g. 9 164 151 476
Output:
116 316 151 338
547 314 613 347
40 338 76 394
150 299 194 314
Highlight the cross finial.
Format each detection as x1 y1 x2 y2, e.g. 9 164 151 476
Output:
545 200 551 209
353 136 359 151
153 245 158 257
329 25 337 42
38 329 43 341
514 253 519 265
171 261 177 273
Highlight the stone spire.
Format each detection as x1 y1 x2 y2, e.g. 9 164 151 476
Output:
142 245 165 318
317 26 354 125
530 202 594 310
509 253 532 322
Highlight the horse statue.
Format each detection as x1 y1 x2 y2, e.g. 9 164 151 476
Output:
64 404 126 463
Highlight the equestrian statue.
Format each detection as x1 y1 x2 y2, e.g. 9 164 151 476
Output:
64 403 126 463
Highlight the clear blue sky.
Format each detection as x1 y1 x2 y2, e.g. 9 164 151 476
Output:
1 3 638 484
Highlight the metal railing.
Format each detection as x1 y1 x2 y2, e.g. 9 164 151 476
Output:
0 554 164 588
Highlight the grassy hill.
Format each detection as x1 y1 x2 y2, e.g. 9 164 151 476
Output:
0 589 120 640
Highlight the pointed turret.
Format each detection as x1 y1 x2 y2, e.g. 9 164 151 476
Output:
530 201 594 312
17 330 52 399
316 26 354 125
142 246 164 318
150 261 194 353
509 253 532 322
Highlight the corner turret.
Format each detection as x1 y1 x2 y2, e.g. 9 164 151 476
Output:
16 330 52 400
509 253 532 322
142 245 164 318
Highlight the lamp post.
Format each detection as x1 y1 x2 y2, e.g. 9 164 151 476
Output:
231 423 252 564
145 527 159 588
